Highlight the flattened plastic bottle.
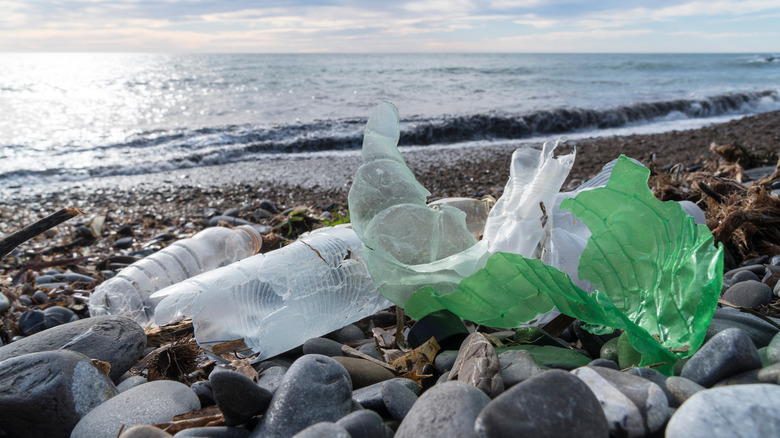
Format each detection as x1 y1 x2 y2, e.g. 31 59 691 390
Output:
89 225 262 326
150 226 393 360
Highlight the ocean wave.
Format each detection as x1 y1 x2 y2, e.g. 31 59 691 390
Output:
2 89 778 185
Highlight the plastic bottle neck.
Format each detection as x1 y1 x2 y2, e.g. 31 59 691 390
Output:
235 225 263 254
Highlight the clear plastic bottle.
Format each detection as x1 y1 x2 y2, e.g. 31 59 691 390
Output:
89 225 262 325
150 227 392 360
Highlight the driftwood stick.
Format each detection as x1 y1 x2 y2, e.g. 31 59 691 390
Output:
0 207 82 259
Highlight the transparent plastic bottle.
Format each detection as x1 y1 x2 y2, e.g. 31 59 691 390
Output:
89 225 262 325
150 227 392 360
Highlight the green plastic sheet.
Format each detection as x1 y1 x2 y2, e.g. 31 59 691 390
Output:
406 156 723 374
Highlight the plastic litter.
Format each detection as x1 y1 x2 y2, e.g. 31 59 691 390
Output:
347 102 490 306
89 225 262 325
406 156 723 375
428 197 492 239
151 226 392 360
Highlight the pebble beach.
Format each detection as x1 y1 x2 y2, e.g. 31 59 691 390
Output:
1 110 780 437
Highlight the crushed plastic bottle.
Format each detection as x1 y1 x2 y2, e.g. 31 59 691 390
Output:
347 102 490 306
428 197 492 239
89 225 262 326
150 226 392 360
406 156 723 375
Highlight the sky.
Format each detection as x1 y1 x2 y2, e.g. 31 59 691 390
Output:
1 0 779 53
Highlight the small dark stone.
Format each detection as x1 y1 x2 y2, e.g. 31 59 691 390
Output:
113 236 136 249
258 199 278 214
252 208 274 220
292 422 350 437
396 381 490 438
682 328 762 387
731 270 761 283
190 380 214 407
573 319 605 359
303 337 345 357
381 379 418 421
588 358 620 370
210 368 272 426
335 410 385 438
19 309 47 335
326 324 365 343
32 290 48 304
209 216 254 227
406 309 469 350
43 306 79 329
707 308 779 348
721 280 773 308
173 426 250 438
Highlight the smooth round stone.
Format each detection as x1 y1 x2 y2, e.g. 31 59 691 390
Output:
331 356 395 389
32 289 48 304
666 384 780 438
71 380 200 438
43 306 79 328
252 208 274 220
251 355 353 438
599 337 619 363
117 376 148 393
19 309 47 335
326 324 365 343
500 349 548 388
120 424 173 437
0 350 118 438
681 328 762 387
0 292 9 313
731 270 761 283
434 350 459 373
770 254 780 266
173 426 250 438
576 366 670 435
395 381 490 438
626 367 676 408
706 308 779 348
381 379 418 421
353 378 420 413
303 337 345 357
190 380 214 407
335 410 385 438
209 216 254 227
356 344 383 361
767 331 780 364
721 280 773 308
0 315 146 381
665 376 705 405
257 199 278 213
775 281 780 297
113 236 136 249
292 422 350 438
475 370 609 438
210 368 272 426
713 368 762 386
757 362 780 384
617 332 642 370
256 366 287 395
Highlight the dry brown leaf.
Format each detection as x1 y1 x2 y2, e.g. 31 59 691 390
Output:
155 406 224 434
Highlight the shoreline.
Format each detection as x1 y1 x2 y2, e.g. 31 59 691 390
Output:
2 110 778 230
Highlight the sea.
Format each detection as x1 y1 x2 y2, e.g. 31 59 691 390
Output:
1 52 779 189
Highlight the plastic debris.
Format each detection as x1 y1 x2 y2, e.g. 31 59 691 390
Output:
151 227 392 360
89 225 262 325
348 102 490 306
428 197 492 239
407 156 723 374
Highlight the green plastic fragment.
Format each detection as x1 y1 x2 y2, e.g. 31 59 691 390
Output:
406 156 723 375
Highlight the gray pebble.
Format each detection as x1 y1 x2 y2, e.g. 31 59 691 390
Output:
71 380 200 438
356 343 383 361
573 366 669 436
326 324 365 343
475 370 609 438
499 349 548 388
252 355 352 438
433 350 459 373
0 292 9 313
682 328 762 387
116 376 148 393
257 366 287 395
721 280 773 308
625 367 676 408
381 379 418 421
666 384 780 438
588 358 620 370
210 368 272 426
303 337 345 357
190 380 214 406
713 368 763 386
0 315 146 381
757 362 780 384
706 307 779 348
665 376 705 405
353 378 419 413
731 269 761 283
335 410 385 438
0 350 118 438
396 381 490 438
